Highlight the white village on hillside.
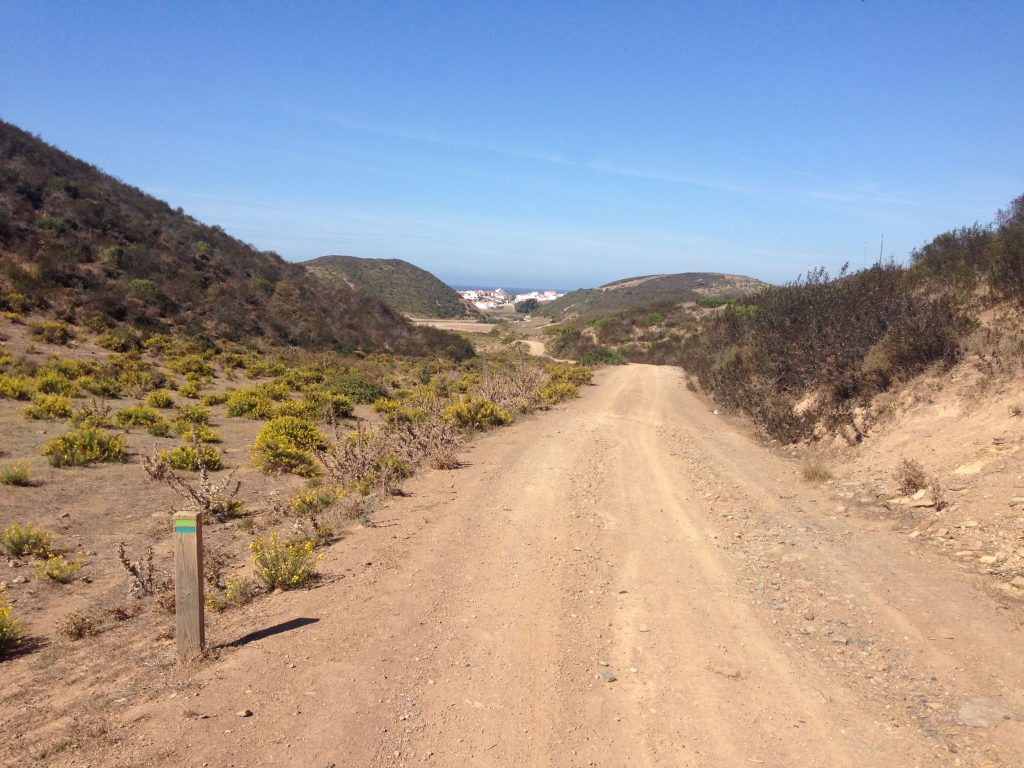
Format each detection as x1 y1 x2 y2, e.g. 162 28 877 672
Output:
459 288 565 310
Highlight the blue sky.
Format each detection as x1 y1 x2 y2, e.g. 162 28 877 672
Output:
2 2 1022 289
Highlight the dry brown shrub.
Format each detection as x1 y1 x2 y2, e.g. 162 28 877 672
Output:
894 458 928 495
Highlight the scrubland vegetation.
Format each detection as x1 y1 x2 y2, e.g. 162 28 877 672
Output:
0 307 593 660
542 195 1024 443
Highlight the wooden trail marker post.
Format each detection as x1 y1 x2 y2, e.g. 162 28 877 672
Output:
173 512 205 661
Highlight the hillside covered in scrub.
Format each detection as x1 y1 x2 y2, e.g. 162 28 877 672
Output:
304 255 476 319
539 272 765 322
0 121 472 359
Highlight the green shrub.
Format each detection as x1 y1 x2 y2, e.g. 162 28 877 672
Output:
168 354 214 378
175 404 211 426
3 523 52 557
145 389 175 408
250 532 320 590
34 372 79 397
175 424 221 443
0 592 22 656
306 391 354 420
42 427 125 467
95 330 141 352
325 374 386 404
78 376 121 398
35 553 82 583
158 444 223 471
252 416 327 477
128 278 158 300
1 462 33 487
275 399 319 420
547 364 594 385
200 391 230 406
22 393 73 420
444 396 512 429
178 379 201 399
0 374 35 400
539 381 579 405
29 321 74 345
115 405 170 436
69 401 115 429
225 388 277 419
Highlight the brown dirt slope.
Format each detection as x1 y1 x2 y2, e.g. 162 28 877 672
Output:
6 365 1023 766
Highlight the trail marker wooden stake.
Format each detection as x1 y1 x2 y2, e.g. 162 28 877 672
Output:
174 512 205 661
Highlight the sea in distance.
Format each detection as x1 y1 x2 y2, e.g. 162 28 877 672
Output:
449 284 573 295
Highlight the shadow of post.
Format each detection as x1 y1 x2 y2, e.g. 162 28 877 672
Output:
219 617 320 648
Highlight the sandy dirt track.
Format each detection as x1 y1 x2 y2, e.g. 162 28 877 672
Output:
106 365 1023 766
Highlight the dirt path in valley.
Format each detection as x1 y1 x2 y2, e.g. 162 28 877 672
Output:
104 365 1024 767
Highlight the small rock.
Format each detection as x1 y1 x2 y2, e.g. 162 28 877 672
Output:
802 610 815 621
236 709 253 718
60 512 71 518
638 626 650 633
957 698 1012 728
1010 576 1024 590
1009 498 1024 507
597 668 617 683
11 576 27 584
979 555 998 565
598 660 609 667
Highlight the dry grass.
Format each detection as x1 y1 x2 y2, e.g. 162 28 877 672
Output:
801 460 833 484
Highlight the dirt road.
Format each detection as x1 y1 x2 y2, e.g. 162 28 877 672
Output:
117 365 1024 766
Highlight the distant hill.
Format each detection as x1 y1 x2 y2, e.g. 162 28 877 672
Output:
304 255 476 319
0 120 472 358
540 272 767 321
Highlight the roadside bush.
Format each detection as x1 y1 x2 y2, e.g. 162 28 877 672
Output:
547 364 594 385
3 523 52 557
59 611 101 640
35 553 82 583
444 396 512 429
158 444 223 471
538 381 578 406
42 427 125 467
0 592 22 656
1 462 33 487
22 393 73 420
801 460 833 483
894 458 928 495
253 416 327 477
250 532 320 590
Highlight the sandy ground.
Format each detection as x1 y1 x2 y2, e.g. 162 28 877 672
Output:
14 364 1021 766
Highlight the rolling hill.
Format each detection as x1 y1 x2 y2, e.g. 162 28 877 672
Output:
540 272 766 322
304 255 475 319
0 120 472 358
